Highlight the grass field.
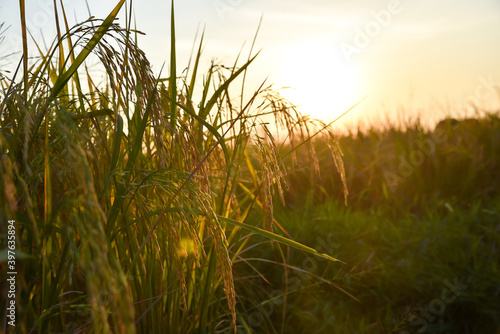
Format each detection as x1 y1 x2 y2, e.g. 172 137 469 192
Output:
1 1 499 333
240 117 500 333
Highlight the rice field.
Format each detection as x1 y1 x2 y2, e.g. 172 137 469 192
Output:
1 1 499 333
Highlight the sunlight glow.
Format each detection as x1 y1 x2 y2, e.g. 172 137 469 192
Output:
275 40 363 123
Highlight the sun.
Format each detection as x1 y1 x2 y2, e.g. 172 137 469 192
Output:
274 39 362 124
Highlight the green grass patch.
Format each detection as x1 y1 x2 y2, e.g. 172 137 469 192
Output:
238 198 500 333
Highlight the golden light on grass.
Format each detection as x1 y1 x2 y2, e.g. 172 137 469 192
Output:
178 237 196 258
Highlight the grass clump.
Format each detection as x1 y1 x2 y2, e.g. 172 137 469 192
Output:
0 1 346 333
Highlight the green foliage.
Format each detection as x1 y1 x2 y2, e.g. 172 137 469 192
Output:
240 196 500 333
238 113 500 333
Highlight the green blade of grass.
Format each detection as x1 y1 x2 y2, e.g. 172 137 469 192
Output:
109 114 124 174
218 216 344 263
28 0 126 151
169 0 177 128
48 0 125 101
19 0 28 101
187 31 204 101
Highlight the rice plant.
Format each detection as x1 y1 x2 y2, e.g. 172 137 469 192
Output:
0 1 346 332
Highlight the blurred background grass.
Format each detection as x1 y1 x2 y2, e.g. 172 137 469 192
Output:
239 113 500 333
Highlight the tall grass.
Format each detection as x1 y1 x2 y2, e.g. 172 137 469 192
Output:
0 1 345 332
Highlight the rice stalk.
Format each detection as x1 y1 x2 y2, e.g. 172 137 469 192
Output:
0 1 348 332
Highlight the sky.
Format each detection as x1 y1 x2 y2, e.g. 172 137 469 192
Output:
1 0 500 130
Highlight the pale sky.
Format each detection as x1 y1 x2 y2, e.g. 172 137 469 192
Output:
1 0 500 129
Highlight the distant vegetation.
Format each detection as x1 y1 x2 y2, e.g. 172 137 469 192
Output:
1 1 499 333
243 113 500 333
285 114 500 210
